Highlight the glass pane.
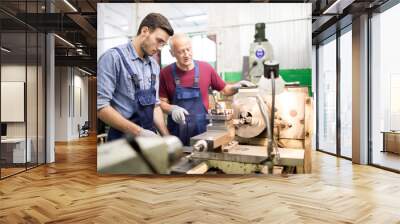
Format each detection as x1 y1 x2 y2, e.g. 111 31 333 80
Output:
340 30 352 158
27 31 38 169
318 37 337 154
0 1 46 178
38 32 45 165
1 30 27 177
371 3 400 171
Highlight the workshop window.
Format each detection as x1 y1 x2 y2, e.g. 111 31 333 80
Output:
339 28 352 159
370 3 400 171
317 36 337 155
161 33 217 69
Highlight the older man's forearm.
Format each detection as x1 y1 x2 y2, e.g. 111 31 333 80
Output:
220 84 239 96
160 98 173 113
154 105 169 136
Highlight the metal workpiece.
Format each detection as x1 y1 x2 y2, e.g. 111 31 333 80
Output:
192 140 208 152
97 135 183 174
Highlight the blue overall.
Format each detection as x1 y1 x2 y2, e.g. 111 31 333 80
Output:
167 61 208 146
107 48 157 141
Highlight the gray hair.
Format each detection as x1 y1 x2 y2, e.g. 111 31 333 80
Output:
169 33 192 51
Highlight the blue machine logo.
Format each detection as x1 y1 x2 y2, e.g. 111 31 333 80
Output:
255 48 265 59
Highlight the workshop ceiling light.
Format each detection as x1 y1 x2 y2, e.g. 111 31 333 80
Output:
78 67 92 76
54 34 75 48
63 0 78 12
121 25 129 31
1 47 11 53
76 49 84 55
323 0 355 15
184 14 208 22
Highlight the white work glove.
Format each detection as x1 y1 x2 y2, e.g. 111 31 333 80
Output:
239 80 256 87
234 80 256 90
137 128 159 138
170 105 189 125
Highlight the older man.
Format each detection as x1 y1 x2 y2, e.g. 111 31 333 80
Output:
97 13 174 141
159 33 254 145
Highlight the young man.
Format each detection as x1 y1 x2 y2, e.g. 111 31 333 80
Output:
97 13 174 141
159 33 255 146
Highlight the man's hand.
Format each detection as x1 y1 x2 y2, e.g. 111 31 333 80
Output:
170 105 189 125
137 128 159 137
231 80 256 91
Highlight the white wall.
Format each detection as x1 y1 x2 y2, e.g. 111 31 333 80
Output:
1 65 37 135
55 66 68 141
72 73 89 138
1 64 46 163
97 3 312 73
207 3 312 73
54 67 89 141
97 3 137 60
1 65 26 138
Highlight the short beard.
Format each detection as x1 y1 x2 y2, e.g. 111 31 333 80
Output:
140 45 150 58
140 39 152 58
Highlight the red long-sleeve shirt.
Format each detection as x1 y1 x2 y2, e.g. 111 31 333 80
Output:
159 61 226 110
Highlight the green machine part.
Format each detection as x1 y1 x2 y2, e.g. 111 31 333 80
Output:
222 69 312 96
222 22 312 95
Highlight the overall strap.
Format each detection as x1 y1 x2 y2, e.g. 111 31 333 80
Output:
193 60 199 88
172 62 180 86
149 61 156 88
172 61 200 88
113 47 140 88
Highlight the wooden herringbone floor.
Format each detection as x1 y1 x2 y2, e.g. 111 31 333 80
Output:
1 136 400 224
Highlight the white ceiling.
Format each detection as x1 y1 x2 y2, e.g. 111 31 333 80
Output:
102 3 210 34
97 3 210 57
166 4 208 28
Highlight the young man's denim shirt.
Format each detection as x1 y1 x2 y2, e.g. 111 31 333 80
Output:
97 41 160 119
